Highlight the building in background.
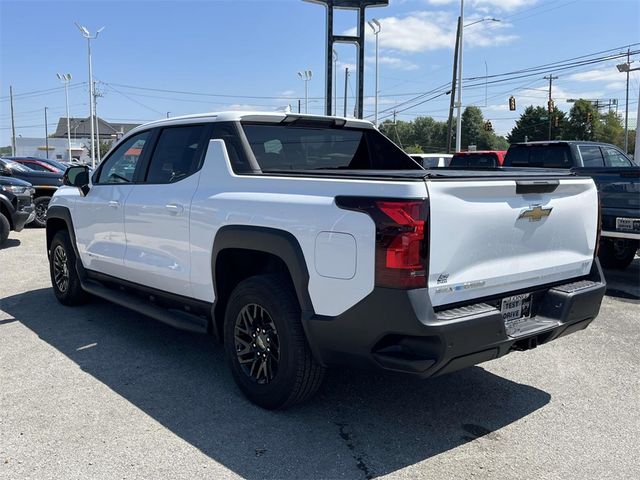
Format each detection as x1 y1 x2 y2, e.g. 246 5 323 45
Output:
52 116 139 142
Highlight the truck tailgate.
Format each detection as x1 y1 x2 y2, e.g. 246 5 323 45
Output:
426 177 598 307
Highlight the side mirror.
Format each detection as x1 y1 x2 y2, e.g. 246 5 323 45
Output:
64 165 90 196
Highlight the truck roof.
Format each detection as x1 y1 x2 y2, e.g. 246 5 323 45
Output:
128 111 375 136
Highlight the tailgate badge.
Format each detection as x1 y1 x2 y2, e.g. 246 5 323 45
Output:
518 205 552 222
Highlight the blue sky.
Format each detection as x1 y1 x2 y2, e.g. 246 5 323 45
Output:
1 0 639 146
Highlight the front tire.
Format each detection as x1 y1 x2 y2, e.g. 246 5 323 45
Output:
223 274 325 409
598 238 638 270
0 212 10 246
32 196 51 228
49 230 89 305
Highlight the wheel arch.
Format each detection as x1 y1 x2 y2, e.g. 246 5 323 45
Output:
211 225 315 342
46 205 81 260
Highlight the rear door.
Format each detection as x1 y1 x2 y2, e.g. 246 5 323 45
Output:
122 124 209 297
425 176 598 307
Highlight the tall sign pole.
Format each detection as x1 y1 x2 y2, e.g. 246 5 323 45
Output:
304 0 389 119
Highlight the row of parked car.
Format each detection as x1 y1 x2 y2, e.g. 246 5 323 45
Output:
0 156 70 245
411 141 639 269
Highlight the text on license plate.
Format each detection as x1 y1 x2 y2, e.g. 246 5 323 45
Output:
616 217 640 232
501 294 532 322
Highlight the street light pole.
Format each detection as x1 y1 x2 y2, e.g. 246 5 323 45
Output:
75 22 104 168
333 49 338 116
616 60 640 154
44 107 49 159
57 73 72 161
454 10 500 152
368 19 381 127
297 70 312 114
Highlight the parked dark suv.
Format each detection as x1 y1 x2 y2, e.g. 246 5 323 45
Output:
0 157 63 228
0 176 35 246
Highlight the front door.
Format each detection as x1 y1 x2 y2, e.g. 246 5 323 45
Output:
73 131 151 279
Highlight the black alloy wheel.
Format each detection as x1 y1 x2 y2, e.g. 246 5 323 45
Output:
52 244 70 294
234 303 280 384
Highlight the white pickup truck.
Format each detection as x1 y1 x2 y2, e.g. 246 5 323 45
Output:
47 112 606 409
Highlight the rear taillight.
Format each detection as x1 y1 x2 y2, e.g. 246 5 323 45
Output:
336 196 428 289
595 190 602 258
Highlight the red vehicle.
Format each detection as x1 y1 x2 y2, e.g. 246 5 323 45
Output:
450 150 506 167
7 157 67 173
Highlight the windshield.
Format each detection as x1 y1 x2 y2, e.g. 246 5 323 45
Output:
450 154 498 168
242 123 421 172
0 158 32 173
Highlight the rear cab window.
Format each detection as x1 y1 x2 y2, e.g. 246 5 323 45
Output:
241 123 420 172
450 153 497 167
578 145 604 167
505 144 572 168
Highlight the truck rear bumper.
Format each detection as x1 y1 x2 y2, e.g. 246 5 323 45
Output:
304 260 606 377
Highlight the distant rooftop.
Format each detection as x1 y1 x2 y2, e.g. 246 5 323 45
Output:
53 117 140 139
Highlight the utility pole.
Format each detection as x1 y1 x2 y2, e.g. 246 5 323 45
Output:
624 48 630 153
44 107 49 159
447 16 461 153
343 67 349 117
544 74 558 140
9 86 17 156
455 0 465 152
94 81 102 164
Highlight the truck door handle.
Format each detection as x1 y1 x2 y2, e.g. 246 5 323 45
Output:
108 200 120 208
165 203 184 215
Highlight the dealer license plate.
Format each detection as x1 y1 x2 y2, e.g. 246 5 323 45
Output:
501 294 532 324
616 217 640 233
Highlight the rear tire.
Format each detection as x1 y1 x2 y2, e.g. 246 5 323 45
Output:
0 212 10 246
598 238 638 270
223 274 325 409
49 230 89 305
32 196 51 228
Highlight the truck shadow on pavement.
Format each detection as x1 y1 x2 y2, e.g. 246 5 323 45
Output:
3 288 551 480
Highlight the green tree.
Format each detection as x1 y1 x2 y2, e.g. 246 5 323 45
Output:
598 110 625 147
0 146 12 156
461 106 485 149
567 99 599 140
404 144 424 154
507 105 563 143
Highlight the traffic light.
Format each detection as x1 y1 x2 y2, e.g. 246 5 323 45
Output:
547 99 554 113
484 120 493 132
587 112 593 123
509 96 516 111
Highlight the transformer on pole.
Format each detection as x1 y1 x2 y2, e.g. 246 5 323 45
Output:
304 0 388 119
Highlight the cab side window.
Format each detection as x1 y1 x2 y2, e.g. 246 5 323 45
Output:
602 146 632 167
578 145 604 167
145 125 205 184
96 131 150 184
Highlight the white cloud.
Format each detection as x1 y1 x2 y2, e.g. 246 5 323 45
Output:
565 66 640 91
345 11 517 54
367 55 419 71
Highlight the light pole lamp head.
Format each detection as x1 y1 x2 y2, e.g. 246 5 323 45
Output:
616 63 630 73
75 22 90 37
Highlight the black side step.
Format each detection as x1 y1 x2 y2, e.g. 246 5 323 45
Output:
81 279 209 334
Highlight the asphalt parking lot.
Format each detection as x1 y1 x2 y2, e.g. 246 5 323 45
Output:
1 228 639 480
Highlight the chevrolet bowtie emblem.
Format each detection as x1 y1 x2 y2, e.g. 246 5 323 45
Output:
518 205 552 221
